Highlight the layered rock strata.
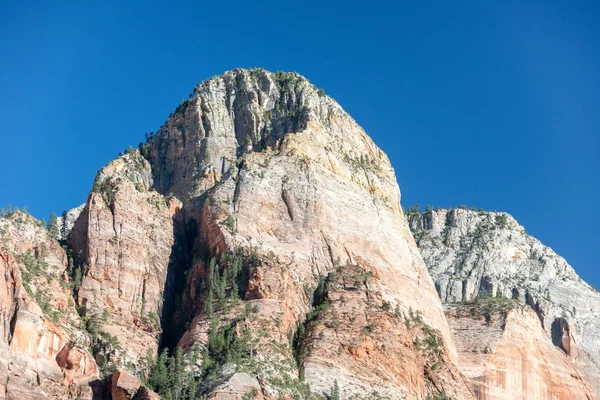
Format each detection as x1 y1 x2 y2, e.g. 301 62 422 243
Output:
409 208 600 396
0 212 97 399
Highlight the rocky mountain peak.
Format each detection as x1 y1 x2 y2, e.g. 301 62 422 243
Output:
144 69 392 205
2 70 598 399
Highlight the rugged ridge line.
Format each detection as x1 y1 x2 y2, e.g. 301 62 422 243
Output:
409 207 600 398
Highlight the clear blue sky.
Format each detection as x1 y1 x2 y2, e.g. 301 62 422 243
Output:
1 1 598 287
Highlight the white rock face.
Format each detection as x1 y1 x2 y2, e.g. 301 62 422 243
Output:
57 203 85 240
409 208 600 395
146 69 475 398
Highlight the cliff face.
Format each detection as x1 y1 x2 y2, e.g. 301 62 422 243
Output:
409 208 600 397
445 299 595 399
4 68 596 399
68 151 181 365
141 69 473 399
0 212 97 399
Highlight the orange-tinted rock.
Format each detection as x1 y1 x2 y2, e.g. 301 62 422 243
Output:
133 386 161 400
112 369 142 400
0 212 96 399
164 70 474 399
446 300 596 400
69 151 179 364
56 342 98 387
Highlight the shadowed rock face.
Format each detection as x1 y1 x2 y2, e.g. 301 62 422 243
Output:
409 208 600 396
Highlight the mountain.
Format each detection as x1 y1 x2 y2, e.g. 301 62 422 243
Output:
0 69 597 400
409 207 600 398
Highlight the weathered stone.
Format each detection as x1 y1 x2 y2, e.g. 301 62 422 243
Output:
112 369 142 400
0 212 96 399
133 386 161 400
209 372 262 399
445 300 596 399
150 69 474 398
57 203 85 241
6 68 598 399
69 150 180 365
409 208 600 396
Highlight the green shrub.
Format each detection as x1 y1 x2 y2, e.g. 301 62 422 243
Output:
495 214 508 228
46 213 59 239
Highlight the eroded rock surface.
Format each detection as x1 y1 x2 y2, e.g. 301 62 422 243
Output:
0 212 97 399
445 299 596 399
7 68 597 399
58 203 85 241
409 208 600 395
69 150 180 365
144 69 474 399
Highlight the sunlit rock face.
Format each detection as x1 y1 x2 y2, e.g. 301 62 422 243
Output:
410 208 600 396
68 150 180 365
0 212 97 399
142 69 475 399
8 68 599 399
445 299 596 399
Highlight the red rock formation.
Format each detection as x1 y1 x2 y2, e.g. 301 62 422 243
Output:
69 151 180 365
446 299 596 399
112 369 142 400
0 211 97 399
159 69 474 399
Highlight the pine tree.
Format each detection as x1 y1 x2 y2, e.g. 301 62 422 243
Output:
47 213 59 239
148 349 170 394
218 273 227 303
314 275 328 306
67 253 74 277
74 267 82 291
330 379 340 400
205 289 214 316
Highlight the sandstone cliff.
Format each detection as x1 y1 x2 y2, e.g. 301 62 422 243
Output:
409 207 600 397
139 69 474 399
68 150 181 367
446 298 595 399
0 211 97 399
5 68 596 399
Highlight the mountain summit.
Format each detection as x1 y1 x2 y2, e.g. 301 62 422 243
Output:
0 70 597 400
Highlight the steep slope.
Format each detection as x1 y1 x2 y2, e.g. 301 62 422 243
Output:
62 68 474 399
68 150 182 367
409 207 600 397
446 298 595 399
0 211 97 399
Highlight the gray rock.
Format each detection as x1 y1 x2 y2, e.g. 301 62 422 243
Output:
57 203 85 240
409 208 600 394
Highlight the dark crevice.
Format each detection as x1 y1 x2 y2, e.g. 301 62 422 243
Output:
281 187 294 221
525 292 545 327
511 288 520 299
159 210 199 352
551 317 571 356
8 301 18 344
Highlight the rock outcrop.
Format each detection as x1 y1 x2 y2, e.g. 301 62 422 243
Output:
5 68 597 399
58 203 85 241
0 211 97 399
142 69 474 398
445 298 595 399
68 150 181 366
409 207 600 396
